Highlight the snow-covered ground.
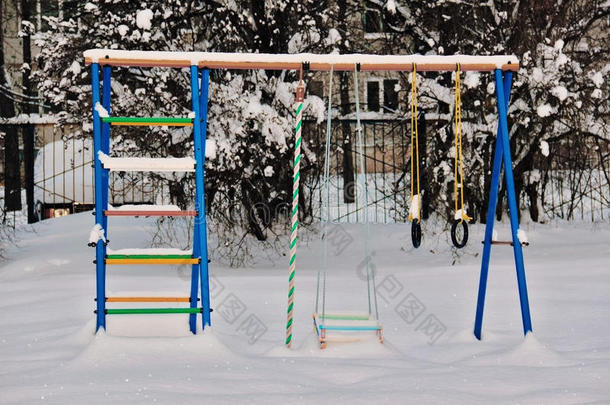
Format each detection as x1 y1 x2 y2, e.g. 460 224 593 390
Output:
0 212 609 403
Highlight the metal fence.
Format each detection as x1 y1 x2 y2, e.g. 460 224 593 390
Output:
2 120 607 223
301 119 609 224
301 119 412 224
34 124 180 219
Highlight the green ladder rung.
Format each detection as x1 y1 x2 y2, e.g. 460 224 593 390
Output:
105 308 203 315
106 254 193 259
101 117 193 124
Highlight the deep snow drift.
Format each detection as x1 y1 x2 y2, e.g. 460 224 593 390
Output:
0 212 608 404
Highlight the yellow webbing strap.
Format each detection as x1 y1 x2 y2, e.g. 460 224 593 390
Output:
410 64 421 223
454 64 471 223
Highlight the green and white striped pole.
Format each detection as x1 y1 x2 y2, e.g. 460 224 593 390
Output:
286 69 305 348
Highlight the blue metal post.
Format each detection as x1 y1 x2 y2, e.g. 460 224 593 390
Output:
190 66 211 330
91 63 106 331
189 230 200 333
474 71 512 340
495 69 533 336
101 66 111 232
198 68 211 328
188 69 202 334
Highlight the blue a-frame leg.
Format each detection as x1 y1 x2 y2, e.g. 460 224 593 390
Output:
189 66 212 333
91 63 107 332
101 66 111 231
474 69 533 340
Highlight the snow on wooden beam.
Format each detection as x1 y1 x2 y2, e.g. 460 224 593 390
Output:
83 50 519 72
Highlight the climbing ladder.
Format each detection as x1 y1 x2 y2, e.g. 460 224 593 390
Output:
88 61 212 334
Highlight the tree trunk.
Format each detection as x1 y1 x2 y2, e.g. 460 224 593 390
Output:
419 112 429 219
339 72 355 203
0 0 22 212
335 0 355 204
22 0 36 223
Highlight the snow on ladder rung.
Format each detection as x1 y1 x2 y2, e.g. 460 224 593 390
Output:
107 248 193 256
104 204 197 217
99 152 195 172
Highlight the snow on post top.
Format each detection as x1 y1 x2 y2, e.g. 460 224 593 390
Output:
83 50 519 72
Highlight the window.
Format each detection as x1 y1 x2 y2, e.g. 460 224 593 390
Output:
363 2 404 39
367 81 380 112
364 8 382 34
308 80 323 99
367 79 399 112
383 79 399 111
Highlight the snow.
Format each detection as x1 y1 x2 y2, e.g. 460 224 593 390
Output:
517 229 528 245
83 49 519 70
94 102 109 118
536 103 553 118
539 140 550 157
551 85 568 101
263 165 274 177
68 60 81 75
108 204 181 211
136 9 154 31
486 81 495 95
590 71 603 88
205 139 217 160
554 39 564 51
98 152 196 172
454 208 468 220
531 67 544 83
117 24 129 37
83 2 97 12
0 213 609 403
107 248 192 255
88 223 106 244
409 194 420 220
325 28 341 46
386 0 397 14
0 113 57 125
463 72 480 89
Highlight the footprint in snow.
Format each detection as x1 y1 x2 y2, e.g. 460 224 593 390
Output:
47 258 71 266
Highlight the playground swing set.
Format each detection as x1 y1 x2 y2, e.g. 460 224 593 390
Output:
84 50 533 348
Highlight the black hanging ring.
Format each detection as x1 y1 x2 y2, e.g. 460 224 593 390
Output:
411 220 422 248
451 219 469 248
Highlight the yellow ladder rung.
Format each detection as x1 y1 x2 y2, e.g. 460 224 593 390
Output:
105 258 200 265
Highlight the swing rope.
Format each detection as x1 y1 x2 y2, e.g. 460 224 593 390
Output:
409 64 421 223
285 67 305 347
409 64 423 248
316 64 379 324
454 63 471 223
316 64 334 321
354 63 379 320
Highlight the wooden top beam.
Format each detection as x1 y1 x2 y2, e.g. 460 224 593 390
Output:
83 50 519 72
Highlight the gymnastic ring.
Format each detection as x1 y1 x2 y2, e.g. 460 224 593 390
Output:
451 219 468 248
411 220 422 248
